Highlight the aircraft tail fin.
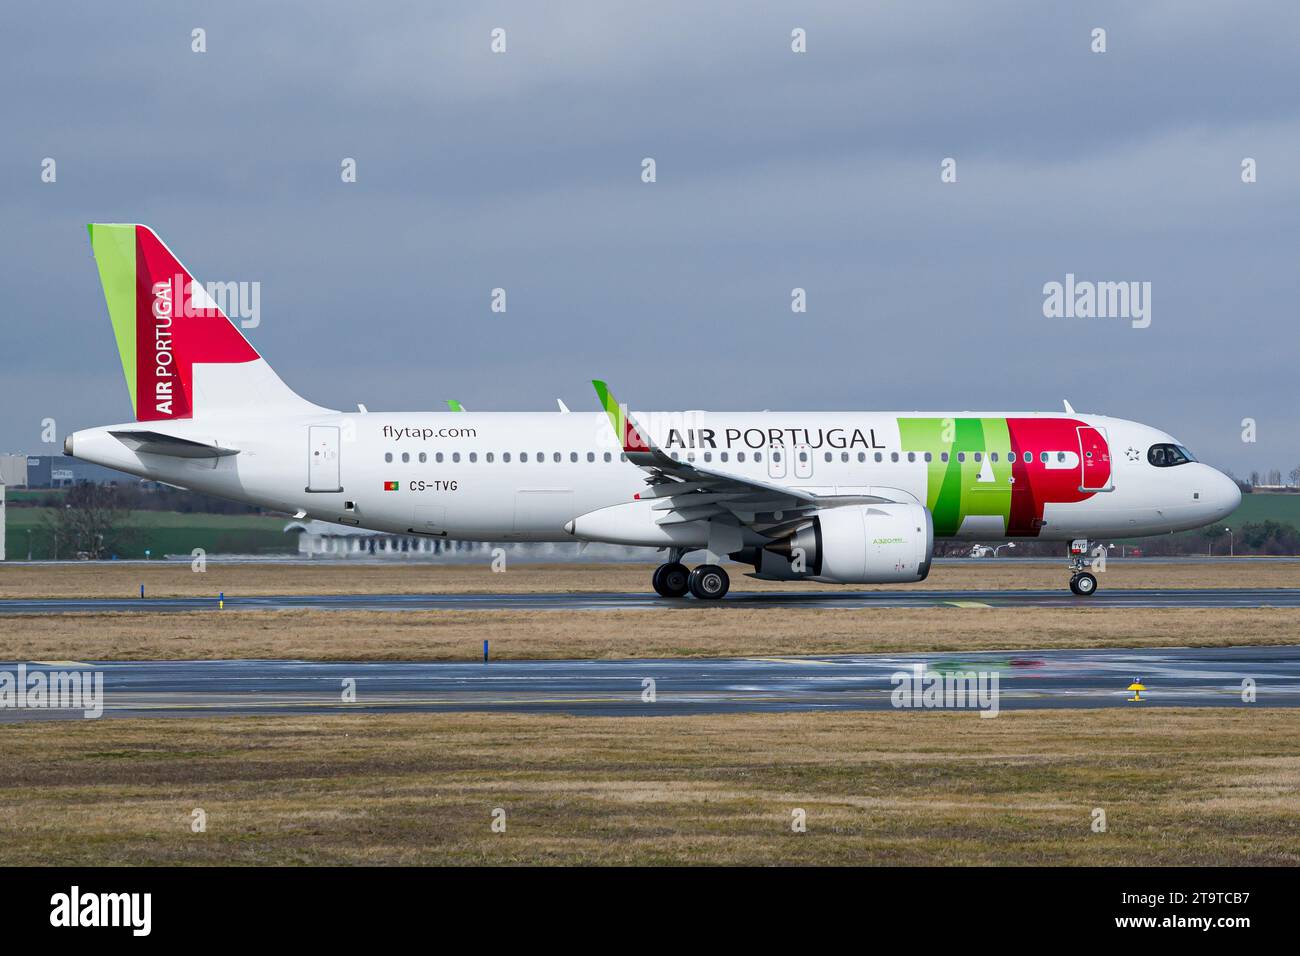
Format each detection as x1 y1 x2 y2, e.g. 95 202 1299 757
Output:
86 223 324 422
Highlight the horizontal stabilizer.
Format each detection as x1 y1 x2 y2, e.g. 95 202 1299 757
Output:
109 430 240 459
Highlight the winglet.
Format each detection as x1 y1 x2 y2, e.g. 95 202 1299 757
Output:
591 380 650 452
446 399 465 412
1062 399 1076 415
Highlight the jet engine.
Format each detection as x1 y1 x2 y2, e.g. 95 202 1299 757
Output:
744 503 933 584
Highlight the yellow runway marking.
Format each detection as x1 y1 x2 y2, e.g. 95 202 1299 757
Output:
30 661 93 668
744 657 838 666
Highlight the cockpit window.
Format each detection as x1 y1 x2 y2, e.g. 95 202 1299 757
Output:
1148 443 1195 467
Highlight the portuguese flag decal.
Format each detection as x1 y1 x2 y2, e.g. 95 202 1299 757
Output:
383 481 399 491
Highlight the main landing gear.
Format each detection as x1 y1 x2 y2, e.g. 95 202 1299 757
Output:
1067 538 1099 597
652 552 730 600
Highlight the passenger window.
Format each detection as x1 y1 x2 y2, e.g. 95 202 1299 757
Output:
503 452 511 462
620 453 627 462
469 452 477 463
738 452 746 462
452 453 460 463
436 452 444 463
402 452 410 463
924 452 932 462
841 452 849 463
586 452 594 462
858 452 866 462
1040 452 1048 463
907 452 916 462
941 452 949 462
486 452 494 463
821 452 830 463
418 452 427 463
890 452 899 462
754 452 762 462
957 452 965 463
974 452 982 462
521 453 528 462
773 452 781 463
570 452 578 462
603 452 611 462
554 452 561 463
720 452 729 462
874 452 883 462
990 453 998 462
537 452 543 462
1024 452 1032 463
384 452 392 463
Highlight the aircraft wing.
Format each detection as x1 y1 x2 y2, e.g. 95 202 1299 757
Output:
591 380 893 533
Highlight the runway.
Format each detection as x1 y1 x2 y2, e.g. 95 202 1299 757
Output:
1 587 1299 613
2 645 1297 720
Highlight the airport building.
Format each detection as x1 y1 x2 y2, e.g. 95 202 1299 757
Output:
20 455 139 488
0 455 27 488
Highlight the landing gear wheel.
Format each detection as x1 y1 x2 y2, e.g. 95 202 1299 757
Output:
652 562 690 598
1069 571 1098 596
688 564 730 600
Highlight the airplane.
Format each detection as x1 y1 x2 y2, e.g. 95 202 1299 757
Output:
66 224 1241 599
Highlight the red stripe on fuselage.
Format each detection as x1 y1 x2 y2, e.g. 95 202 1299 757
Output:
1006 418 1105 536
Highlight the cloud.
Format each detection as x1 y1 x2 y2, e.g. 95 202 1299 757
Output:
0 0 1297 471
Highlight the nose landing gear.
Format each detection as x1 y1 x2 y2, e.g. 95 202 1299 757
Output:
1067 538 1100 597
1069 571 1098 596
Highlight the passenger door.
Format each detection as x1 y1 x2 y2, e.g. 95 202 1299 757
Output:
767 444 787 480
1077 426 1114 492
793 443 814 479
306 425 342 492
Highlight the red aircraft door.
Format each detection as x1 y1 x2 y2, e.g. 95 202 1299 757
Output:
1077 426 1113 492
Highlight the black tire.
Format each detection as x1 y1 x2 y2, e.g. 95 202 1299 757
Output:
653 562 690 598
688 564 730 600
1070 571 1098 596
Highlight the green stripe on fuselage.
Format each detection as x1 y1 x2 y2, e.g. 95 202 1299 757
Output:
87 223 138 414
899 417 1012 536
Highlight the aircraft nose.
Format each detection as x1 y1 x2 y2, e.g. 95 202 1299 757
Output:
1208 467 1242 521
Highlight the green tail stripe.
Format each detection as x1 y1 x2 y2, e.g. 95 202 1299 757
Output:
591 379 621 436
445 399 464 412
87 223 139 414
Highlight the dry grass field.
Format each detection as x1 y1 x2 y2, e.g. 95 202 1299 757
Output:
1 606 1297 661
0 708 1295 865
1 559 1296 600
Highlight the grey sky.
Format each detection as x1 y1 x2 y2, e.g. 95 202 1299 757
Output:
2 1 1297 476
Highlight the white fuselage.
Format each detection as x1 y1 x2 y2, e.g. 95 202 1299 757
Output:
68 409 1241 550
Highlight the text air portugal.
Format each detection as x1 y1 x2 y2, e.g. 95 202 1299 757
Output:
133 226 257 421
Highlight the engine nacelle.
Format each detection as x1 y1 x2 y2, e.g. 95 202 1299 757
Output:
753 503 933 584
